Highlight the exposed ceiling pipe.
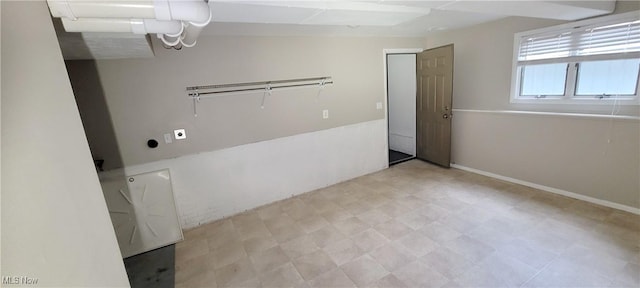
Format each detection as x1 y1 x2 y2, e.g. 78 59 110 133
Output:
47 0 212 49
48 0 156 20
179 11 211 47
61 18 184 35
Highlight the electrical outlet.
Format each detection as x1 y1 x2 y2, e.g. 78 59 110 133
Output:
322 109 329 119
164 133 172 144
174 129 186 140
376 102 383 110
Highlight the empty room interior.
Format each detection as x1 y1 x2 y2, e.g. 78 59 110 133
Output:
2 0 640 287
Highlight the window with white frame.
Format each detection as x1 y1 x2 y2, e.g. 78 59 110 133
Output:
511 11 640 105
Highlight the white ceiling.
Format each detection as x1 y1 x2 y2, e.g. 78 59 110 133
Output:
200 0 615 37
55 0 617 59
202 4 504 37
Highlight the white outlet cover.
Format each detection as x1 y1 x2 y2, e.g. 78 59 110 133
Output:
322 110 329 119
164 133 173 144
174 129 186 140
376 102 383 110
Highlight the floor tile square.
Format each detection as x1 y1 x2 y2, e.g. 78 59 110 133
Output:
281 234 319 259
373 220 413 241
211 241 248 269
249 246 290 275
333 217 370 236
350 228 388 252
339 202 370 216
340 255 389 286
270 224 307 243
498 238 556 269
310 225 346 248
243 236 278 257
176 238 209 266
356 209 392 226
393 260 449 288
297 215 330 234
419 222 462 245
443 235 494 263
323 238 364 266
308 268 356 288
259 262 305 288
373 274 409 288
292 250 337 281
370 244 415 272
321 208 353 223
395 231 439 257
522 258 612 287
397 210 434 230
214 258 256 288
420 246 476 279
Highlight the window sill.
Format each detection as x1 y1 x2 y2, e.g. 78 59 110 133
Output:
510 97 640 106
453 109 640 121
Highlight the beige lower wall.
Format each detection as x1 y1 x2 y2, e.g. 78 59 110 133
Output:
79 36 423 167
424 1 640 209
451 110 640 209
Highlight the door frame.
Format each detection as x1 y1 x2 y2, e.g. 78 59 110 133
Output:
383 48 424 168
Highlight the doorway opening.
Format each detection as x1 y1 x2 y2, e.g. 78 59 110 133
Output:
386 51 419 166
385 45 454 168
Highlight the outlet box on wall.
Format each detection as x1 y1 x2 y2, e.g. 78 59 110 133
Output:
174 129 186 140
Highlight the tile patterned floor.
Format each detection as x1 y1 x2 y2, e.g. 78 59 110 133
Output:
175 160 640 288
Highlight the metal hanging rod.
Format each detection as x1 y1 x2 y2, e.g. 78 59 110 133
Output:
186 76 333 95
185 76 333 117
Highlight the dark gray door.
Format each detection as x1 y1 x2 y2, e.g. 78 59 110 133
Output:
416 44 454 167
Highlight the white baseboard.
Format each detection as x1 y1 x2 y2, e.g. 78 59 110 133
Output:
451 164 640 215
388 133 416 156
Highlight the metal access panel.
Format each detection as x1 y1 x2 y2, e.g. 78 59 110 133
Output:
100 169 183 258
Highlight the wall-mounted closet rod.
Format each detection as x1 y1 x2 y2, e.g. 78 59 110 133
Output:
185 76 333 117
189 80 334 97
186 76 332 93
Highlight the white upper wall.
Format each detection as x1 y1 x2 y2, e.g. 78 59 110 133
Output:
1 2 130 286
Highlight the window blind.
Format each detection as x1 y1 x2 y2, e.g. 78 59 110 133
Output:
518 17 640 62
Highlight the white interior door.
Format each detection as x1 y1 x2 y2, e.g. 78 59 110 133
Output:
387 54 417 156
100 169 183 258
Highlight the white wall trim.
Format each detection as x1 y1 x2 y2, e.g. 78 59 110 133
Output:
383 48 424 55
453 109 640 121
389 132 414 138
451 164 640 215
